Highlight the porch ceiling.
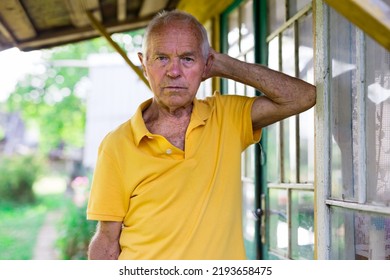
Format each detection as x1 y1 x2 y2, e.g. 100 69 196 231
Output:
0 0 180 52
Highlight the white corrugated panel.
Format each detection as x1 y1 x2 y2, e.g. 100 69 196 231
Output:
83 53 151 169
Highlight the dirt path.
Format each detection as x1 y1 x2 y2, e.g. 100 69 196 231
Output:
32 210 63 260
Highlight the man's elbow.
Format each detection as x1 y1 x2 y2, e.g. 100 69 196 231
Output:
301 85 317 111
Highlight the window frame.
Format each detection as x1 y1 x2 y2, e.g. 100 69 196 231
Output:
264 0 315 260
314 0 390 259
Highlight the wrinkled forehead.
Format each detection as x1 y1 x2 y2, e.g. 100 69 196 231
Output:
145 21 203 53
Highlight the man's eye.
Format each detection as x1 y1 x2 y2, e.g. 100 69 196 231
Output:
183 57 194 62
156 56 168 61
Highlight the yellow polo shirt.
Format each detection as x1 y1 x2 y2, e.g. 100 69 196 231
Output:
87 92 261 259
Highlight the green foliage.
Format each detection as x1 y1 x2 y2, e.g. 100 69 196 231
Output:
0 125 4 140
4 37 105 154
0 203 46 259
0 193 67 260
0 155 44 204
6 50 88 153
4 30 145 155
57 200 97 260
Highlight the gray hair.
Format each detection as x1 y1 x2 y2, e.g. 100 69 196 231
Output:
142 10 210 60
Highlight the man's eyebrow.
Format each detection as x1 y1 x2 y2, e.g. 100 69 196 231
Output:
179 51 196 57
153 51 168 56
152 50 197 56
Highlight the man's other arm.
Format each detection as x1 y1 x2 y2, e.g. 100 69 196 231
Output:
88 221 122 260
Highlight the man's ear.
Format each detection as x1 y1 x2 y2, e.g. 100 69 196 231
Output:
138 52 147 77
202 53 214 80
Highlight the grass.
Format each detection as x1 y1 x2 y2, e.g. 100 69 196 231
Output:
0 176 67 260
0 202 46 259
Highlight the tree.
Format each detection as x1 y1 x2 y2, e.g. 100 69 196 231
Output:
5 29 144 156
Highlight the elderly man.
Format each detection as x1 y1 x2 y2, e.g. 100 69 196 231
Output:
87 10 316 260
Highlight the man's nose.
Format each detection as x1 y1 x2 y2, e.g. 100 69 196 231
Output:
166 59 182 78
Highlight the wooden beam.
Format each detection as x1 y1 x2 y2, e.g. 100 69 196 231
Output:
0 19 16 44
86 11 150 89
0 0 36 40
64 0 101 27
17 17 152 51
117 0 127 22
139 0 169 17
324 0 390 51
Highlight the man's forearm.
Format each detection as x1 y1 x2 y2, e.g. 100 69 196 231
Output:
88 234 121 260
211 52 315 107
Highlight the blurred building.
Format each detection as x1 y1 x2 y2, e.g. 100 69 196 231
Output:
83 53 151 169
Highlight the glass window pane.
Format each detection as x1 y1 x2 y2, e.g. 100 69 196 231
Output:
291 190 314 259
241 0 254 54
228 9 240 57
269 188 288 257
268 36 280 71
267 123 280 183
330 206 390 259
242 180 257 259
282 116 297 183
298 13 314 183
298 13 314 84
241 35 254 55
236 81 246 96
228 44 240 57
246 50 255 64
246 85 256 97
197 79 212 99
288 0 311 18
268 0 286 35
329 9 358 201
228 9 239 47
366 35 390 206
227 79 235 94
299 108 314 183
282 25 295 76
244 144 255 178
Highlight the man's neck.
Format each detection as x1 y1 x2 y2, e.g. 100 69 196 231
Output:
142 100 193 150
144 101 193 120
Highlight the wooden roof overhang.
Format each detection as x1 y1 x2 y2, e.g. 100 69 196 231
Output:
0 0 180 52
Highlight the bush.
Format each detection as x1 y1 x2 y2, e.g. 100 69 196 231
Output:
0 202 46 260
0 155 43 204
56 199 97 260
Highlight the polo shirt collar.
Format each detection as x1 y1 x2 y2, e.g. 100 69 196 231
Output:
131 98 152 146
186 98 210 133
131 97 212 146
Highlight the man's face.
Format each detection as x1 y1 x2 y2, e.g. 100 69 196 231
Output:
139 23 208 111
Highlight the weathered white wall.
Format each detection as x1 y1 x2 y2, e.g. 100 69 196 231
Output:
83 53 151 169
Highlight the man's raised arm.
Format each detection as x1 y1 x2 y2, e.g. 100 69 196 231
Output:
203 49 316 130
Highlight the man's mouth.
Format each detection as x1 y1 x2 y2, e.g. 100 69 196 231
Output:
163 86 187 90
